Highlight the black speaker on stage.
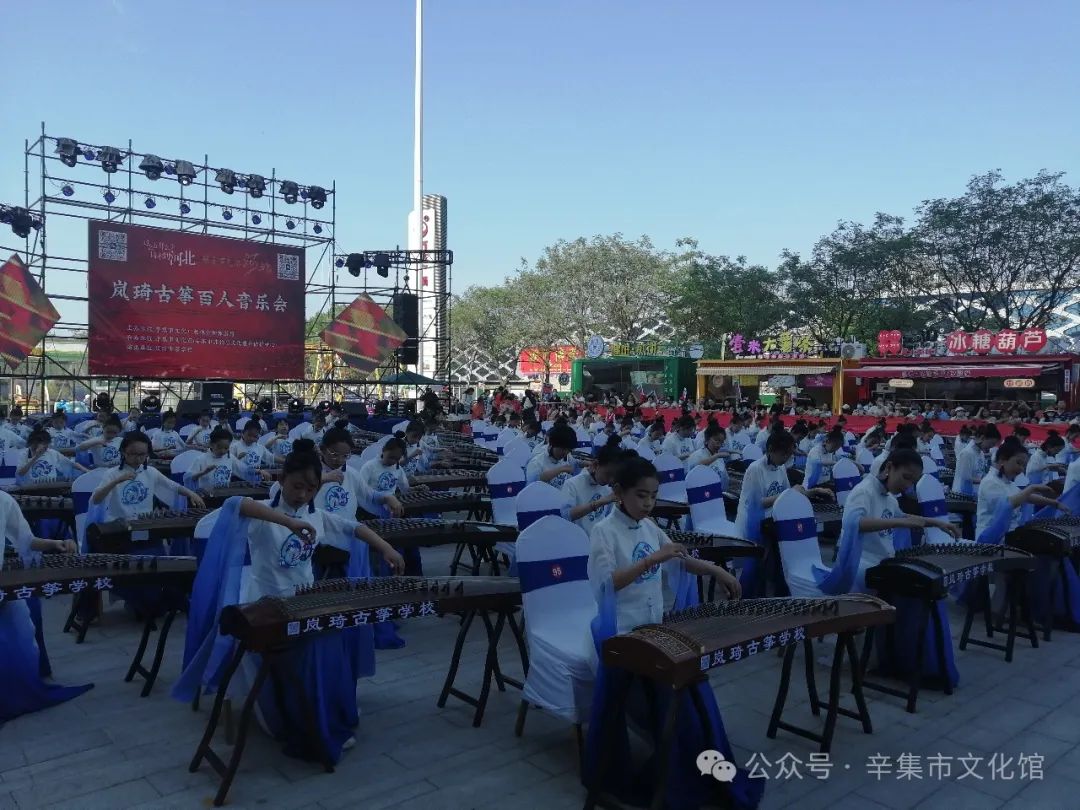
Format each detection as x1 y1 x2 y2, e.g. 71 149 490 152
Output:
393 293 419 365
177 399 209 420
201 382 234 410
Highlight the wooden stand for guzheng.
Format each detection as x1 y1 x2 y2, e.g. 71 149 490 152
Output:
190 577 528 806
2 553 196 697
585 597 895 810
1007 517 1080 641
862 543 1037 713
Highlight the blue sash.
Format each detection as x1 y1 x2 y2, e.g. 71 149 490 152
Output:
517 555 588 593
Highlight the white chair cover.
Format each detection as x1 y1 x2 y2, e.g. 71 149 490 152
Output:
72 468 112 551
0 448 18 488
501 438 531 471
287 421 312 440
574 427 591 451
634 439 655 462
358 435 391 464
487 460 527 564
740 444 763 462
916 474 960 543
495 428 519 457
392 420 410 435
653 452 688 504
856 446 876 469
685 466 737 536
515 481 567 531
772 488 828 597
471 419 487 446
515 514 595 723
179 424 198 440
832 458 862 507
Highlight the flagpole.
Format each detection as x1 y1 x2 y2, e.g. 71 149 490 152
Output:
412 0 423 249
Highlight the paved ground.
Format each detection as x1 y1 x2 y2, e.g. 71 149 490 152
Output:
4 545 1080 810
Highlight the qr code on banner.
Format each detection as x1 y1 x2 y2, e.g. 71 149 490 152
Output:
277 253 300 281
98 230 128 261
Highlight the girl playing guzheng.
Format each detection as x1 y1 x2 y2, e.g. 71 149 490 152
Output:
16 428 87 485
0 489 90 723
91 431 206 517
584 456 760 810
174 440 403 762
186 427 250 490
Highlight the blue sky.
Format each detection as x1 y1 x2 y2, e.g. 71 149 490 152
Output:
2 0 1078 319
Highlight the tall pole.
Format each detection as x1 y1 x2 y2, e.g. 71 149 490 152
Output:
411 0 423 251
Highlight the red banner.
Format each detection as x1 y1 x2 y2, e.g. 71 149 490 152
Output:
518 346 579 376
88 222 305 380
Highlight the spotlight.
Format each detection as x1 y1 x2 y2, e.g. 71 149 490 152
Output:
285 219 295 230
103 190 116 204
313 224 322 234
280 180 299 204
257 396 273 413
288 397 304 415
1 207 37 239
174 160 196 186
94 392 113 412
372 252 391 278
345 253 366 277
139 154 165 180
144 197 156 209
252 214 261 225
216 168 236 194
308 185 327 209
246 174 265 198
140 393 161 413
335 258 344 268
179 202 191 215
55 138 79 168
227 397 241 415
164 164 175 175
61 185 74 197
83 149 97 161
98 146 123 174
223 209 233 221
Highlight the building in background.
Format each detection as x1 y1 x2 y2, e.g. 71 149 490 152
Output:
411 193 449 383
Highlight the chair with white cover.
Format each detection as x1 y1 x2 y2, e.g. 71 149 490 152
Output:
145 427 161 442
772 488 829 597
740 443 763 462
515 481 567 531
653 452 688 504
634 439 655 462
916 474 962 543
179 423 198 440
685 465 737 536
72 467 112 552
832 458 862 507
481 460 527 575
513 514 594 752
392 420 410 435
575 427 591 451
501 438 531 471
495 428 519 457
922 455 939 481
0 448 17 488
856 446 876 469
358 435 391 464
470 419 486 445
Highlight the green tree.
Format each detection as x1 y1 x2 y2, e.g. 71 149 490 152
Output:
781 214 931 344
665 239 787 349
912 170 1080 330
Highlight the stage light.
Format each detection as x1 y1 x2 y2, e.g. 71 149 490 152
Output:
139 154 164 180
98 146 123 174
246 174 266 198
55 138 79 168
308 185 326 209
179 202 191 215
222 209 233 221
345 253 366 277
144 197 156 209
140 394 161 413
285 219 295 230
252 214 262 225
313 224 322 234
280 181 299 204
335 258 344 268
1 207 37 239
164 164 175 175
61 185 74 197
174 160 196 186
216 168 236 194
372 252 391 278
94 392 113 412
257 396 273 413
83 149 97 161
288 397 304 415
103 190 116 204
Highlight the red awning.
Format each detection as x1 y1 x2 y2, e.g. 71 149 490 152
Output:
855 364 1053 380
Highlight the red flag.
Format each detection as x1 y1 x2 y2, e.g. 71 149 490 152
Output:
320 294 406 374
0 254 60 370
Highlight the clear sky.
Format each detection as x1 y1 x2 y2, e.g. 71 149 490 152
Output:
2 0 1078 319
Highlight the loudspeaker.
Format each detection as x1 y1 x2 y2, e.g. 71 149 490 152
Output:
177 399 209 420
201 382 234 409
393 293 419 365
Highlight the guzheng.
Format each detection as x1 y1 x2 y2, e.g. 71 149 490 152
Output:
665 529 763 562
10 494 74 521
409 470 489 490
1007 516 1080 557
945 492 977 514
652 499 690 521
148 459 174 474
811 501 844 533
431 457 495 472
603 595 894 689
86 508 213 552
360 517 518 549
220 575 521 652
0 553 196 600
198 483 271 507
864 543 1034 599
398 488 489 516
4 481 73 497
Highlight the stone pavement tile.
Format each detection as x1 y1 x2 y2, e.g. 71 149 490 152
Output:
0 744 119 794
384 760 552 810
19 729 112 768
125 773 289 809
915 779 1005 809
0 793 18 810
524 738 581 777
1001 769 1080 808
320 777 440 810
968 697 1051 735
425 737 556 789
1033 706 1080 745
38 777 159 810
854 773 947 810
